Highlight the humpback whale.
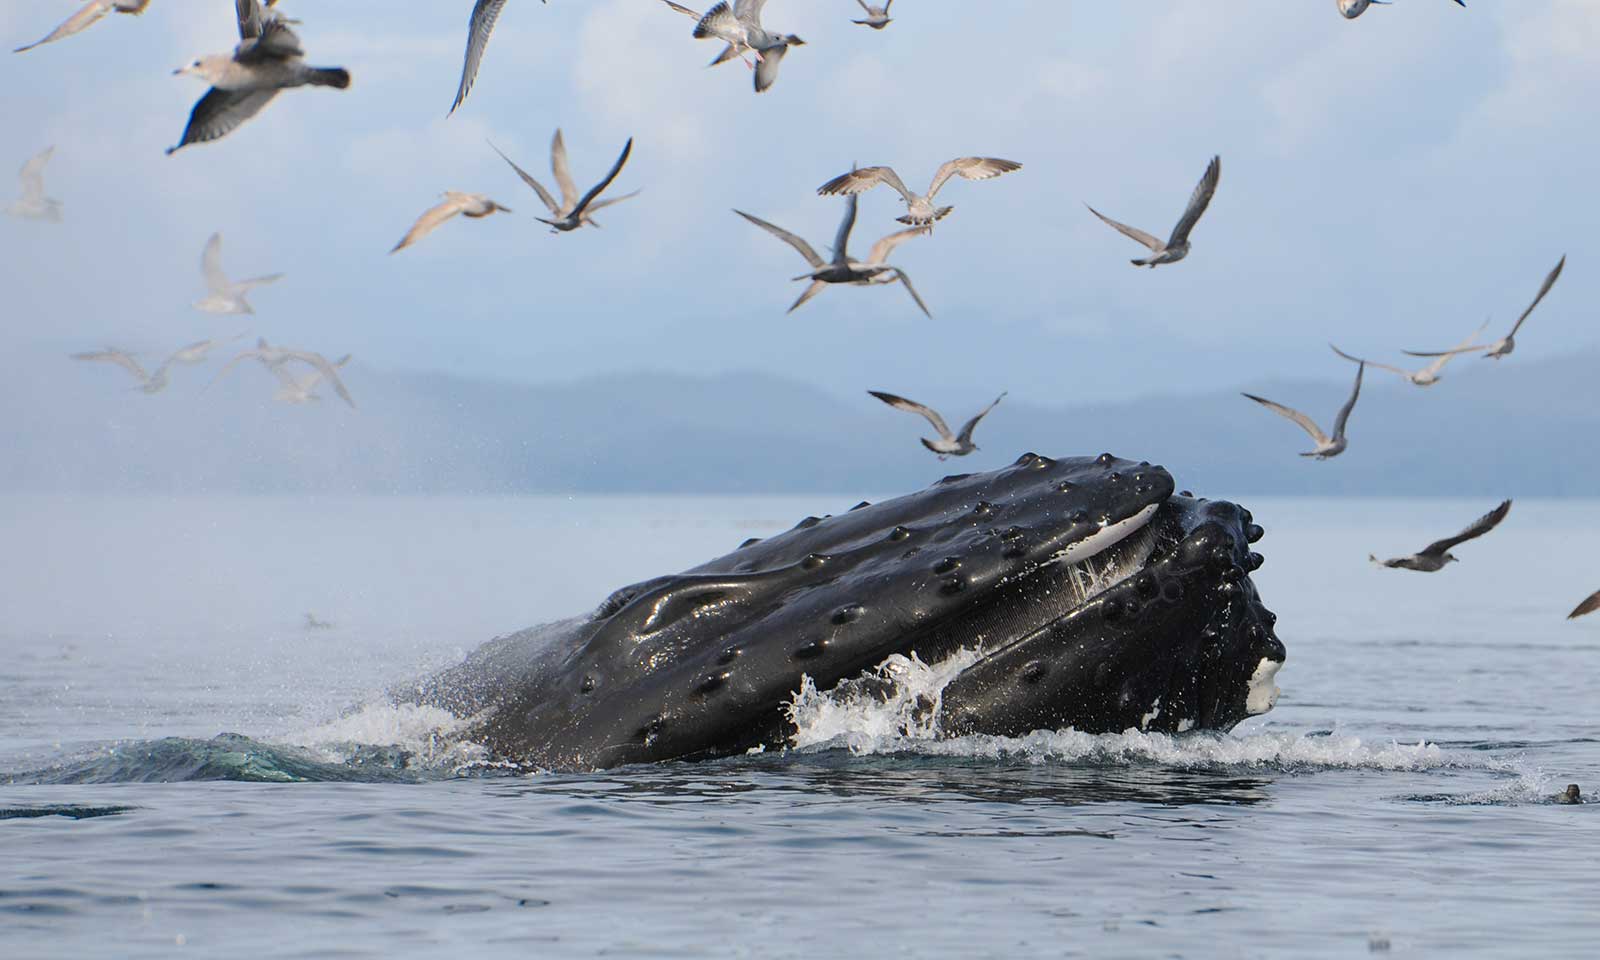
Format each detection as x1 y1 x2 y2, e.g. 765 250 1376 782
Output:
405 453 1284 770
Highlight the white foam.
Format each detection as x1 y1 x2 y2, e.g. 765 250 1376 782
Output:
787 648 985 752
288 701 498 774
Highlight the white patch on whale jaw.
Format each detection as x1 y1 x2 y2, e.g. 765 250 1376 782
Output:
1246 657 1283 715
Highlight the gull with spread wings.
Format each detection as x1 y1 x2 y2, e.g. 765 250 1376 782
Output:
6 146 61 222
852 0 894 29
1242 361 1363 460
450 0 545 115
1404 256 1565 362
1086 155 1220 267
14 0 151 54
194 233 283 314
1329 320 1486 388
663 1 804 92
817 157 1022 226
735 194 932 317
1370 500 1510 572
71 347 172 394
489 133 638 232
212 338 356 408
390 192 512 253
168 0 350 154
868 390 1007 459
1337 0 1464 19
271 353 351 405
659 1 761 66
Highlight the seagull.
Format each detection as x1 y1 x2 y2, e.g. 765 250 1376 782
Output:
1242 361 1363 460
450 0 545 115
868 390 1007 459
524 138 633 233
673 0 804 92
168 0 350 155
660 1 761 66
1329 320 1486 387
1337 0 1464 19
303 612 334 630
6 146 62 222
735 194 932 316
272 353 351 404
194 233 283 314
489 132 639 231
852 0 893 29
212 338 356 408
1370 500 1511 572
1404 256 1565 362
70 347 171 394
1086 155 1221 267
1567 590 1600 621
14 0 152 54
817 157 1023 226
390 191 512 253
168 334 247 365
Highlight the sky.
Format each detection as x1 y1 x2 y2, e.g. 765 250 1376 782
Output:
2 0 1596 410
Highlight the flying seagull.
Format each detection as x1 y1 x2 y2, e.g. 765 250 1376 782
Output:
1242 361 1363 460
1568 590 1600 621
524 137 633 233
1329 320 1486 387
70 347 171 394
868 390 1007 459
665 0 804 92
852 0 894 29
271 353 351 404
304 612 334 630
212 338 356 408
168 0 350 155
14 0 152 54
817 157 1023 226
1404 256 1565 361
660 1 761 66
451 0 545 115
6 146 61 222
390 191 512 253
735 194 932 316
168 335 246 365
1087 155 1221 267
489 133 638 231
1370 500 1510 572
194 233 283 314
1338 0 1464 19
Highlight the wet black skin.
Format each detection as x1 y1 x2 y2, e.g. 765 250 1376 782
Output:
405 453 1284 771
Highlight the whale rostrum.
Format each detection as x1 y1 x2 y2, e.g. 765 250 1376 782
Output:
403 452 1284 770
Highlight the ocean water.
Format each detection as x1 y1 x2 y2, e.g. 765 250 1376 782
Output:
1 492 1596 958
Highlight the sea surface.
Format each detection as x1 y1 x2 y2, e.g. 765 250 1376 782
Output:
2 492 1596 958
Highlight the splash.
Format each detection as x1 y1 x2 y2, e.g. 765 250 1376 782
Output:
289 700 507 776
787 648 985 752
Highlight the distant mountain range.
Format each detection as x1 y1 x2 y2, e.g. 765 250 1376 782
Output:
5 347 1596 497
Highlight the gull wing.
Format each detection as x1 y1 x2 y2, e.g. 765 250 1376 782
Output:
72 348 147 382
887 268 932 318
926 157 1023 199
1330 361 1363 441
1085 204 1162 252
694 3 744 42
1166 154 1220 248
14 1 115 53
1506 255 1565 338
1418 318 1490 377
1329 343 1409 379
787 279 828 314
1402 344 1489 359
1566 589 1600 621
734 209 824 269
734 0 769 25
831 194 859 265
233 272 284 291
955 392 1007 444
1241 393 1329 446
818 166 916 205
584 190 640 214
451 0 509 115
488 141 559 215
201 233 231 294
661 1 700 18
283 350 356 408
569 138 633 218
865 224 929 266
236 0 263 40
1419 499 1511 557
167 88 280 155
390 194 470 253
868 391 952 441
752 40 792 94
18 146 53 202
549 129 580 211
208 345 272 391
